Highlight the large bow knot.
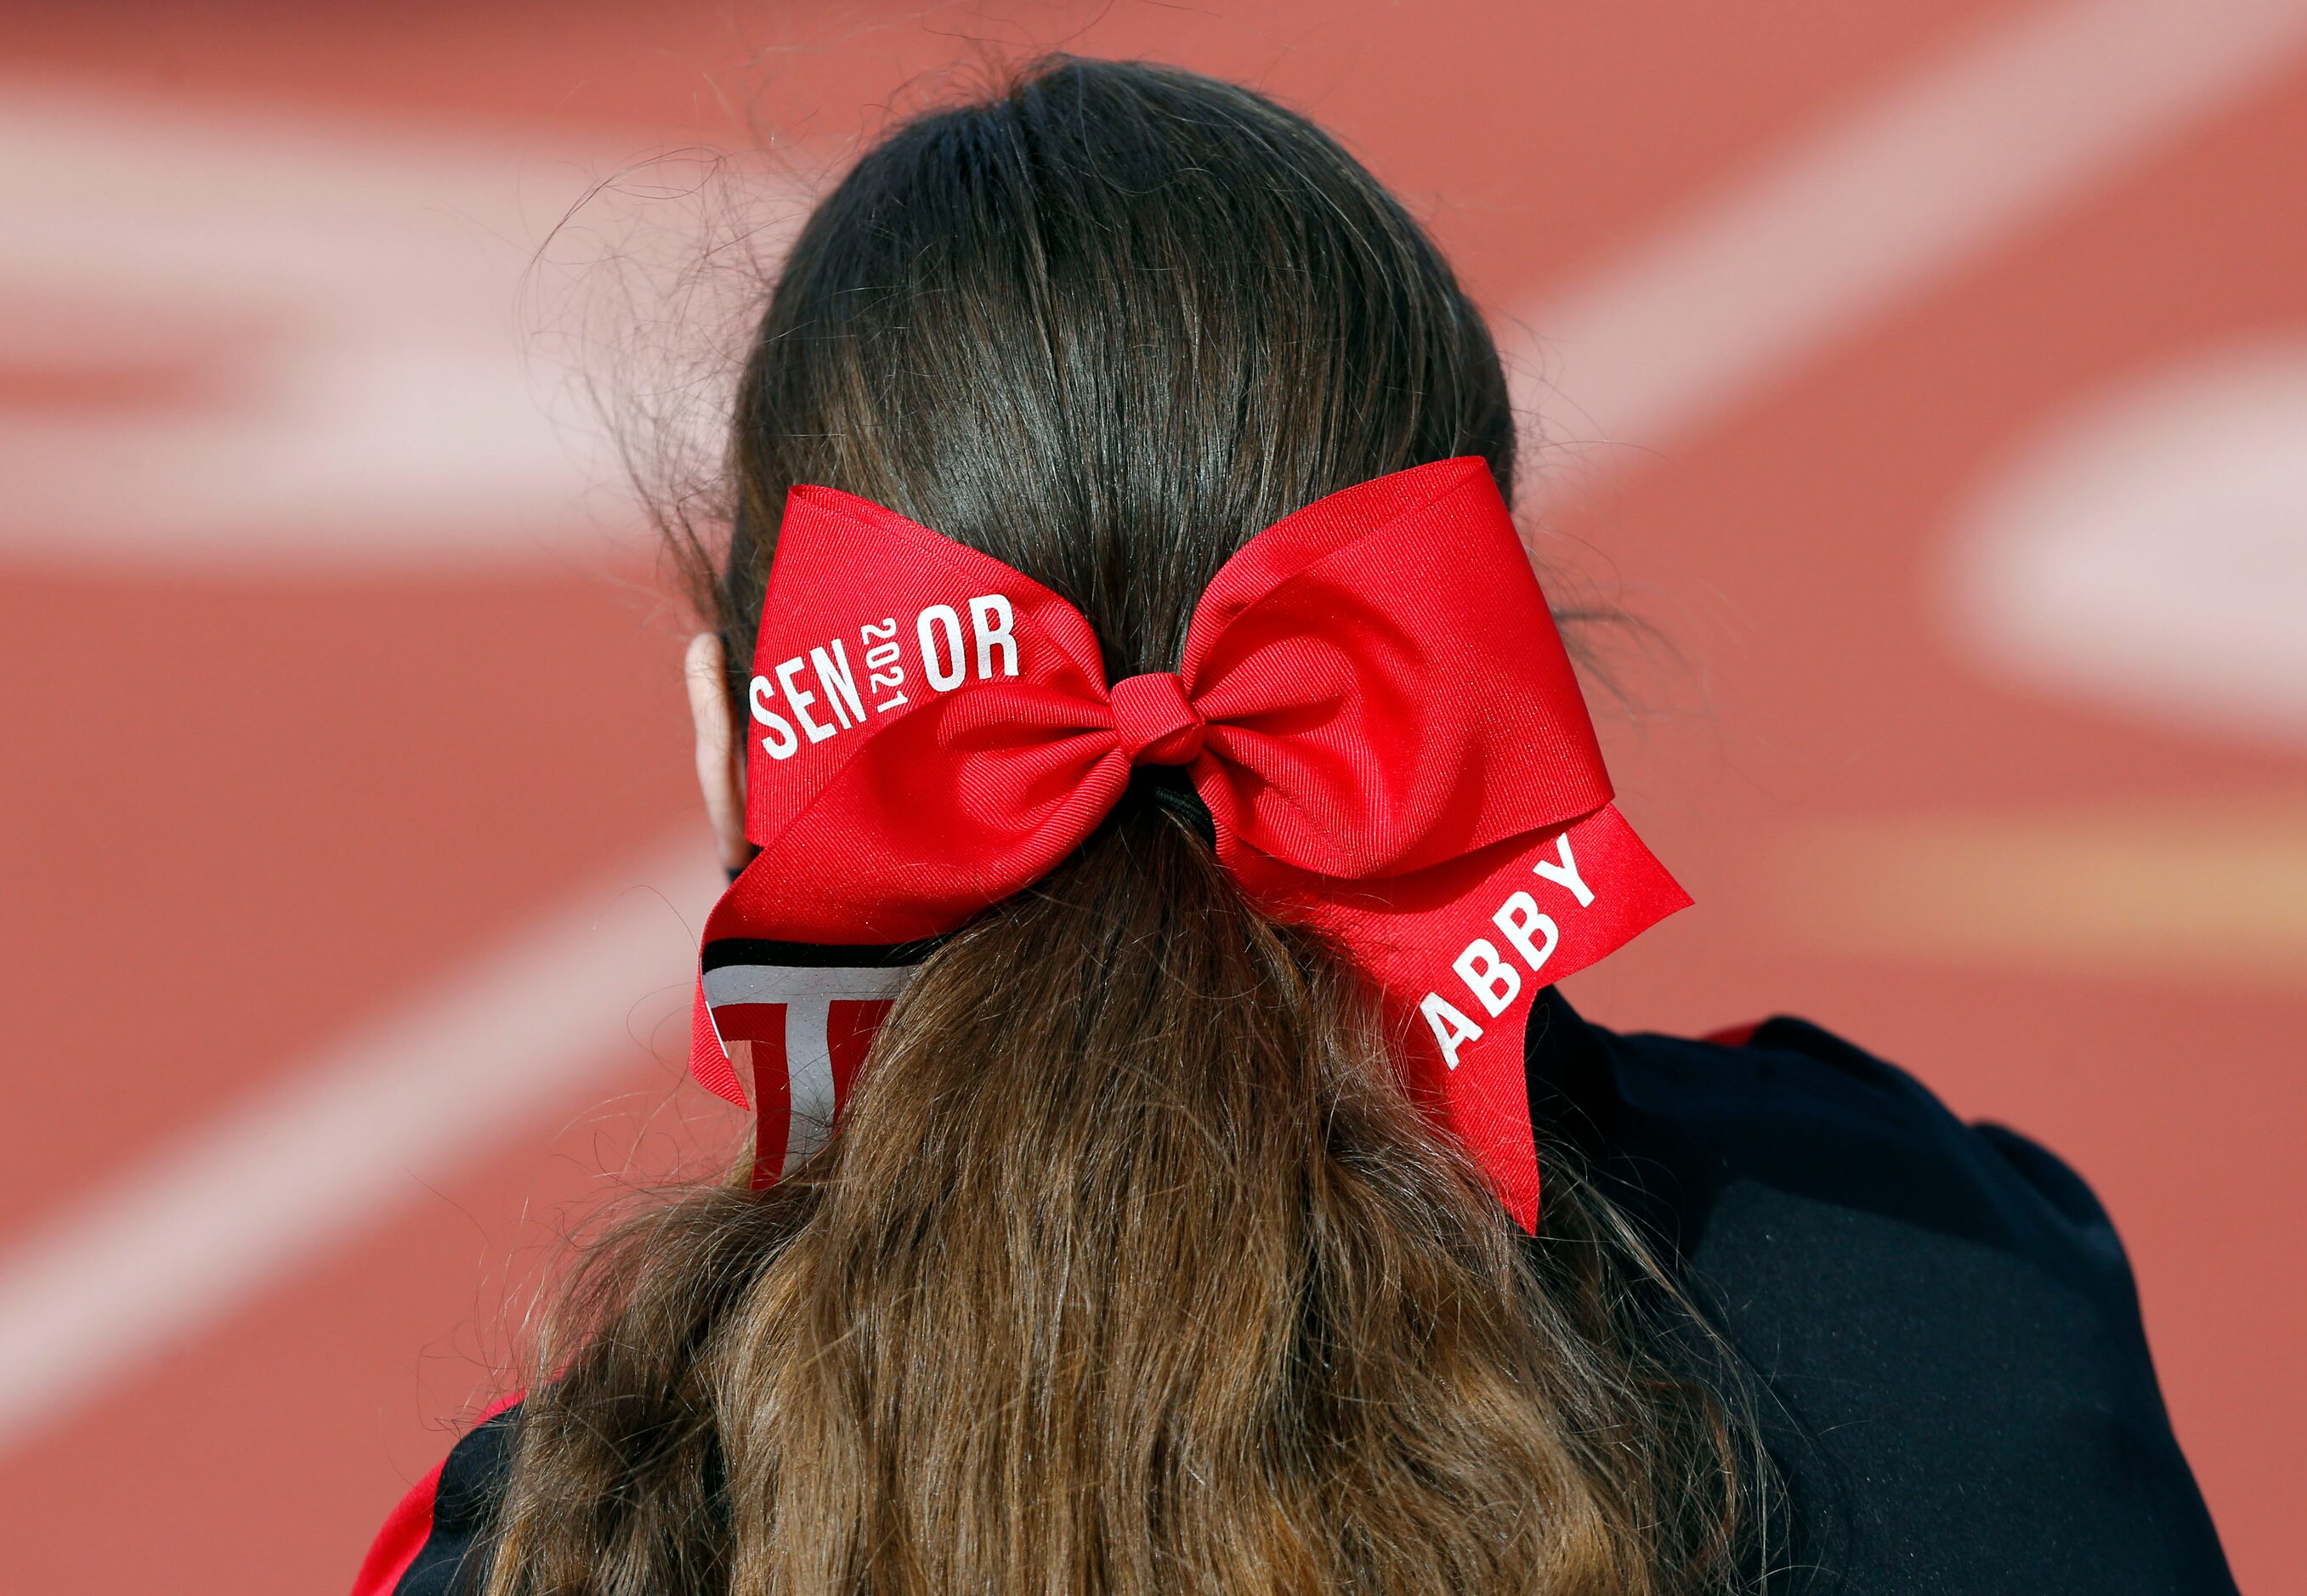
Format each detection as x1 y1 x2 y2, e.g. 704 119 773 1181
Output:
1109 672 1205 765
689 458 1689 1229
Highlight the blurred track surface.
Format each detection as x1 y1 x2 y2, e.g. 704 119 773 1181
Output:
0 3 2301 1590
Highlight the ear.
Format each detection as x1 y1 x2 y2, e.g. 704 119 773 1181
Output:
683 632 751 874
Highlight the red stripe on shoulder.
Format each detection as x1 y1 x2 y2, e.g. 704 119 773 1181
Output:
349 1395 523 1596
349 1457 447 1596
1702 1019 1763 1048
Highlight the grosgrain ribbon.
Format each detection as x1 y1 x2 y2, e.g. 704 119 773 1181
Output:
689 457 1688 1230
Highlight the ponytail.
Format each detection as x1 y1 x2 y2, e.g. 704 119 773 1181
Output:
490 812 1750 1593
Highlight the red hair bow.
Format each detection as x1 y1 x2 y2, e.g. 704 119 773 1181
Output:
689 457 1687 1230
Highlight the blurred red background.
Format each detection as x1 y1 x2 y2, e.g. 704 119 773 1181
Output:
2 3 2302 1590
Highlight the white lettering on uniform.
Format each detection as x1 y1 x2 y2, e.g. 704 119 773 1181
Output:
810 641 865 728
1454 938 1522 1017
1531 833 1594 906
1491 891 1560 973
918 605 967 692
968 595 1018 679
747 674 800 761
776 655 835 744
1420 991 1483 1069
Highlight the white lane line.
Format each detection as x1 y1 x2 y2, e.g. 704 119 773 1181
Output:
0 87 808 569
0 837 719 1450
5 0 2305 1456
1512 0 2307 465
1947 337 2307 746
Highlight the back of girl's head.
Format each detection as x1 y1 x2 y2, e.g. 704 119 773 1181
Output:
495 57 1753 1596
705 56 1515 682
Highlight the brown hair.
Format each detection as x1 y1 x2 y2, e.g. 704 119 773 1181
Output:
487 57 1760 1595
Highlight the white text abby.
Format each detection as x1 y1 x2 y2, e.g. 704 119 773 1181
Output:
1419 833 1593 1068
749 595 1019 760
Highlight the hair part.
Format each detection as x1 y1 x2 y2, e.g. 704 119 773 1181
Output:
490 55 1762 1596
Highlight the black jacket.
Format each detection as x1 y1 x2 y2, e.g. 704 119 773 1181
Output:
366 994 2236 1594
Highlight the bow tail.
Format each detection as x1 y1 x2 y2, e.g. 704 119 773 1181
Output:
1227 803 1689 1234
1439 1027 1546 1231
690 975 749 1107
